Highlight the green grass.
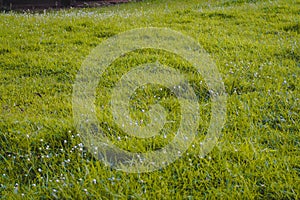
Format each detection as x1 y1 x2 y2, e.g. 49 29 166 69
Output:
0 0 299 199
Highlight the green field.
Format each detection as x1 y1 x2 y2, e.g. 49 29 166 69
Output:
0 0 299 199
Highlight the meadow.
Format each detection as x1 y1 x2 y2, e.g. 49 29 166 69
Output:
0 0 299 199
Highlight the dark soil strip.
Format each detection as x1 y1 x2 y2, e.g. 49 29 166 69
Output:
1 0 132 11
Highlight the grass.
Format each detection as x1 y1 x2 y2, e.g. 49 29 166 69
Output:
0 0 299 199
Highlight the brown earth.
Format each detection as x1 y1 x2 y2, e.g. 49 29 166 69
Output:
1 0 132 10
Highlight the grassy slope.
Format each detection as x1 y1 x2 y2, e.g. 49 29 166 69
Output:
0 0 299 199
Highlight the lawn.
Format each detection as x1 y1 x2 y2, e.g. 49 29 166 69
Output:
0 0 299 199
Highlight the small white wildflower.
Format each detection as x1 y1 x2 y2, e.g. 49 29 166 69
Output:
14 183 18 194
283 80 287 85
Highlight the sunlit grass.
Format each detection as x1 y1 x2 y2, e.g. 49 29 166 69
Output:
0 0 299 199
